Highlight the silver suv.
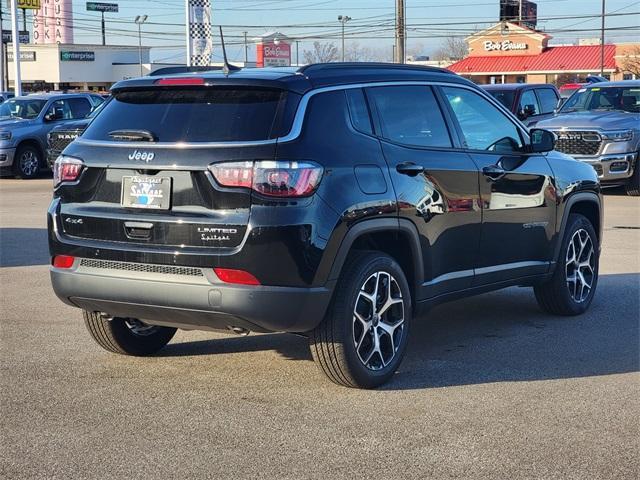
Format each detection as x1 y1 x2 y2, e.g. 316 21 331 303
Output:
0 93 103 179
537 80 640 196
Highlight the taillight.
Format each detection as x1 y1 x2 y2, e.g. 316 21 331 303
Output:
208 161 323 198
52 255 75 269
214 268 261 286
53 155 84 187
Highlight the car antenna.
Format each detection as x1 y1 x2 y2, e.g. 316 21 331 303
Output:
219 26 240 76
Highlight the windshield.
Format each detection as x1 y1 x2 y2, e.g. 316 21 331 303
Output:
487 90 516 110
560 86 640 113
0 98 47 119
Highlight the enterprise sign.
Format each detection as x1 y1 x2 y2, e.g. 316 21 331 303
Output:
484 40 529 52
60 51 96 62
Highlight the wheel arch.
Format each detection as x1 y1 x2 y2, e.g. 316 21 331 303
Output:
327 218 424 307
16 138 46 165
554 191 602 264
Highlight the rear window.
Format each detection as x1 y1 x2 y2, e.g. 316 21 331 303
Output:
82 87 297 142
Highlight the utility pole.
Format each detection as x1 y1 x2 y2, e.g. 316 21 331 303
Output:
338 15 351 62
185 0 192 66
395 0 405 63
600 0 605 76
0 4 4 92
296 40 299 66
243 31 248 63
9 0 21 96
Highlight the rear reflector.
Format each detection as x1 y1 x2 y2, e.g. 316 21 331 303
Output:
52 255 75 269
155 77 205 86
214 268 261 286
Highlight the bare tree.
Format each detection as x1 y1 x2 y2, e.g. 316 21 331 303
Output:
621 46 640 77
432 37 468 61
344 42 389 62
303 42 339 64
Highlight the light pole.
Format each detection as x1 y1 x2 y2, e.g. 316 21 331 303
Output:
600 0 606 76
135 15 148 77
338 15 351 62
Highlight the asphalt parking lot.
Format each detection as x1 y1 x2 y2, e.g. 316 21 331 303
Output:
1 178 638 479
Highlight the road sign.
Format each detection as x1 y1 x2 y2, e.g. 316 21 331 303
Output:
60 51 96 62
17 0 41 9
86 2 118 13
2 30 30 44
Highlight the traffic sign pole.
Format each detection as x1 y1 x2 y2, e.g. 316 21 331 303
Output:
101 11 105 45
10 0 21 96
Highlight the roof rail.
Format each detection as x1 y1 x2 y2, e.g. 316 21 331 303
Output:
297 62 452 75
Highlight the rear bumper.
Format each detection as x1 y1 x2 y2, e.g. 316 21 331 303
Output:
50 260 334 333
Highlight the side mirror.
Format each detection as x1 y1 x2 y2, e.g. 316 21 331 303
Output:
529 128 556 153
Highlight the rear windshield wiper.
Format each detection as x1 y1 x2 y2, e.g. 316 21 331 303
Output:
108 129 157 142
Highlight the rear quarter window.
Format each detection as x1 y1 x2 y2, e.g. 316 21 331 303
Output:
82 87 299 143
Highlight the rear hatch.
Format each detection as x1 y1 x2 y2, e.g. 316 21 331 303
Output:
54 83 300 252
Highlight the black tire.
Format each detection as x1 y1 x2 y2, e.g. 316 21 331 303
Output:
310 251 412 388
83 310 176 356
534 214 599 316
625 161 640 196
13 144 42 179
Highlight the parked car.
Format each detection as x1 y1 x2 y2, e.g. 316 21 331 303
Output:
49 63 602 388
537 80 640 196
0 91 15 103
0 93 104 178
47 100 107 168
482 83 560 127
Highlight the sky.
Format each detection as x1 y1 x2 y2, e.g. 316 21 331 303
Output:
1 0 638 63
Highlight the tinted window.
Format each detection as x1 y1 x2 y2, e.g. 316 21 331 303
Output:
83 87 294 142
67 97 92 118
345 89 373 135
443 87 523 153
536 88 559 113
366 86 451 148
487 90 516 110
519 90 540 115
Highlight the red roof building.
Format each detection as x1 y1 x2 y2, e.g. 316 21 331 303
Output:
447 22 638 84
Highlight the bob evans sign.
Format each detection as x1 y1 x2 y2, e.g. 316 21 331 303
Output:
484 40 529 52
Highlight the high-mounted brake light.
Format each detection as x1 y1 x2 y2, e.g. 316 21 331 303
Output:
155 77 206 86
214 268 261 286
53 156 84 187
208 161 323 198
52 255 75 269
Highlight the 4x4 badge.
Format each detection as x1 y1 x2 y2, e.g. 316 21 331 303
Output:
128 150 155 163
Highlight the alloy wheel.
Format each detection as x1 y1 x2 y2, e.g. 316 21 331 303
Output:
353 271 405 370
19 150 39 177
565 228 595 303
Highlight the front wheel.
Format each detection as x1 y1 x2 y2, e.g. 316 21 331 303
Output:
534 214 599 315
310 251 412 388
83 311 176 356
13 145 42 179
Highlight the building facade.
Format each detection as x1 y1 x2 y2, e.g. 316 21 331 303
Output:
449 22 639 84
5 43 153 91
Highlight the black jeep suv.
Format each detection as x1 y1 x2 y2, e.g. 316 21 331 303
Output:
49 64 602 388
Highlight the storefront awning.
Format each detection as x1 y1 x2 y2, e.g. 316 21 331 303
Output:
449 45 617 75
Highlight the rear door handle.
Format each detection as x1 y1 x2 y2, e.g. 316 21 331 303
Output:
396 162 424 177
482 164 506 181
